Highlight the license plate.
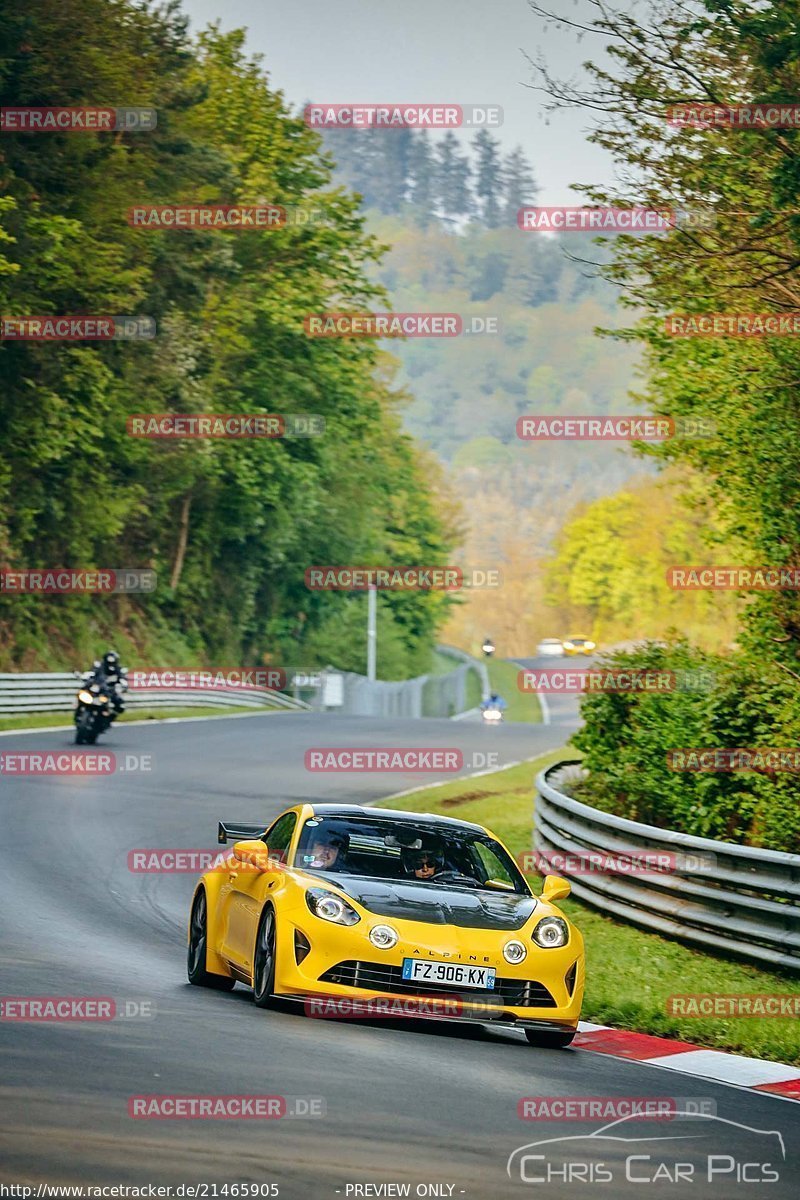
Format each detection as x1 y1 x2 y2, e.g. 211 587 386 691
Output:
401 958 496 989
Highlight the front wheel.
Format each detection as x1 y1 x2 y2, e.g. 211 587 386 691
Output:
252 907 277 1008
187 890 235 990
524 1028 575 1049
75 709 93 745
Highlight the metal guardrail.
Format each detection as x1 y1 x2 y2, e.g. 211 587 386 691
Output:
535 760 800 972
0 673 308 715
330 646 489 720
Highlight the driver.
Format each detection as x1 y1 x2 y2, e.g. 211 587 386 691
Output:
402 845 444 881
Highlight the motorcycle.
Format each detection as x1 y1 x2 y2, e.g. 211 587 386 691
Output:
481 705 504 725
73 669 126 744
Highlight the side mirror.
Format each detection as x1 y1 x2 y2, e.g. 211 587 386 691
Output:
232 840 273 871
541 874 571 904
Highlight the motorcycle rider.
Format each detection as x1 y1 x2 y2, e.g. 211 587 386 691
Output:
480 691 507 713
86 650 128 719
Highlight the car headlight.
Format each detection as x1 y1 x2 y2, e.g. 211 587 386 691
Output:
369 924 399 950
305 888 360 926
78 691 93 704
562 642 574 651
503 939 527 964
532 917 569 948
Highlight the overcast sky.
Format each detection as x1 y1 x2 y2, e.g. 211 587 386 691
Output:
180 0 617 205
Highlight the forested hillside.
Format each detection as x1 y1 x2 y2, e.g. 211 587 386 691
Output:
0 0 457 674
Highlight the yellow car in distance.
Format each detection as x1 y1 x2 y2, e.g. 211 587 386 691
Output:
187 804 584 1047
562 636 596 656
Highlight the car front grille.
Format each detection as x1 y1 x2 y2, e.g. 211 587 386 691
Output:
319 960 557 1008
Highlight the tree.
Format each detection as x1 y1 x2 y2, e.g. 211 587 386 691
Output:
0 3 459 671
472 129 504 228
407 131 438 226
502 146 538 226
435 132 473 225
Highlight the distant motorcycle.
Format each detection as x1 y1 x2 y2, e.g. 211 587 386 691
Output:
480 692 507 725
73 668 127 744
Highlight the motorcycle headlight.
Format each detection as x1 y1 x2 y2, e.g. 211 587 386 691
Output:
369 924 398 950
78 691 93 704
503 939 527 964
532 917 569 948
305 888 360 926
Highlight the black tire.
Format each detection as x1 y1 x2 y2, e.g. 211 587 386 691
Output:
75 709 92 745
524 1028 576 1049
252 906 277 1008
187 889 235 991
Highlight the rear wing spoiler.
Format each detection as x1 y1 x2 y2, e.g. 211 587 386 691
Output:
218 821 268 845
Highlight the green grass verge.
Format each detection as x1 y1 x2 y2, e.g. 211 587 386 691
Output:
488 658 541 723
378 750 800 1065
0 706 286 732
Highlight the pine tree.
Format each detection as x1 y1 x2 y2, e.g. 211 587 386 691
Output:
371 128 413 213
473 129 504 228
502 146 538 226
435 131 473 226
407 131 438 226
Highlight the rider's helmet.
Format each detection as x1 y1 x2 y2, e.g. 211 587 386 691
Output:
102 650 120 675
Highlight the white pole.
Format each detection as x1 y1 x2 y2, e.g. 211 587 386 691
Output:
367 585 377 681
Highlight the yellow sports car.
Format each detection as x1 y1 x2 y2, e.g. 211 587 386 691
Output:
562 636 596 656
187 803 584 1047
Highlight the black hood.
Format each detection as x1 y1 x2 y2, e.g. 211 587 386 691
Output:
329 876 537 930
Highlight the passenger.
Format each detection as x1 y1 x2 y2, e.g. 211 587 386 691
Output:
306 831 349 871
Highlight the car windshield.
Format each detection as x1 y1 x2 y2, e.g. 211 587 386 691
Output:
293 815 530 894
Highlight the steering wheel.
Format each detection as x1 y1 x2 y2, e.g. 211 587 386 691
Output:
431 870 479 887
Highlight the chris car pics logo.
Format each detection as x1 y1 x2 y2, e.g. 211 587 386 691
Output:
507 1112 785 1185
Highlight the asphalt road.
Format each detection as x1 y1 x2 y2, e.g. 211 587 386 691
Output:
1 691 797 1198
